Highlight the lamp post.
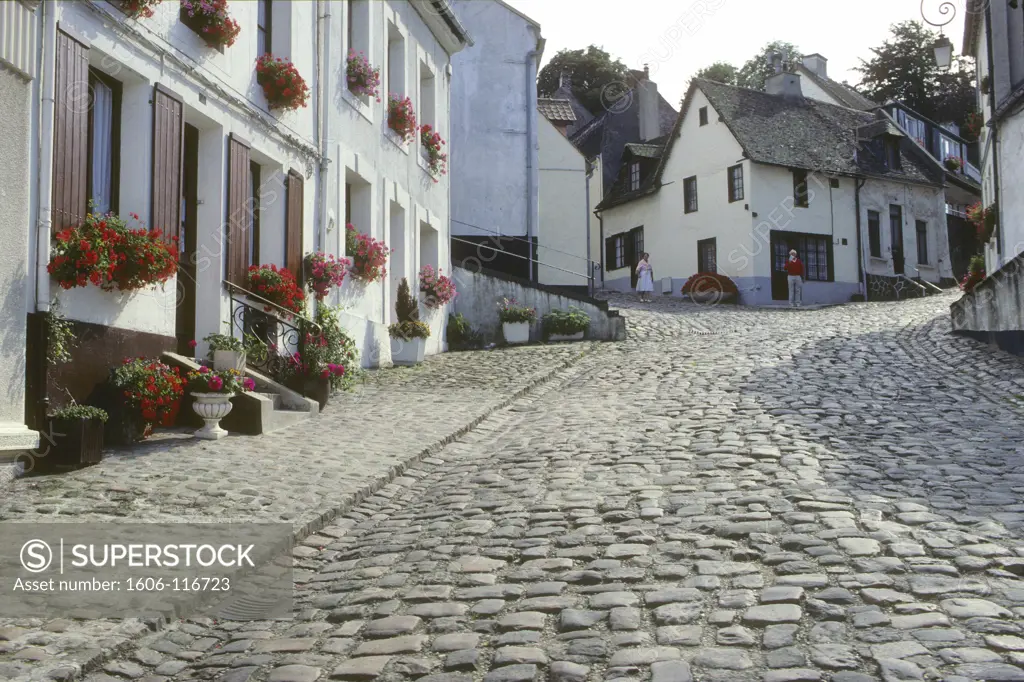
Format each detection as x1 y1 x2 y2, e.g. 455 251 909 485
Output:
920 0 956 69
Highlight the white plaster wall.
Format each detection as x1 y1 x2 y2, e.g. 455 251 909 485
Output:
796 71 846 108
449 0 537 238
537 116 590 288
859 180 950 283
997 114 1024 263
327 0 456 366
588 155 603 284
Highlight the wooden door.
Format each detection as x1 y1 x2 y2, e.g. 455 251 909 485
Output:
176 124 199 355
770 232 790 301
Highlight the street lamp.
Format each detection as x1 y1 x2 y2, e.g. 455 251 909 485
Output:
920 0 956 69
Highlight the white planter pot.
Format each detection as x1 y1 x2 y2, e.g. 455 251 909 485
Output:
548 331 585 342
391 336 426 366
503 321 530 345
212 350 246 372
191 392 235 440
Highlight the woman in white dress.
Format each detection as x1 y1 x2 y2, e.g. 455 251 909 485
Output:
635 252 654 302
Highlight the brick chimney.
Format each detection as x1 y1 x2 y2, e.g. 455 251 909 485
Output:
765 54 803 99
801 53 828 79
638 64 660 141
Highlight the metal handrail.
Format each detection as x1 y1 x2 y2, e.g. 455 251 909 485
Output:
909 268 944 293
224 280 321 335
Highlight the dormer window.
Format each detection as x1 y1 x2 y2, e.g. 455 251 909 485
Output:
630 163 640 191
885 138 901 170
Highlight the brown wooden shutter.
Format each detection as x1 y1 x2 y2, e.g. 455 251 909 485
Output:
285 170 304 278
52 29 90 232
226 134 251 287
151 84 184 244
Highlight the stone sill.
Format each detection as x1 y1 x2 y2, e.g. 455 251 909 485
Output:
342 88 373 123
385 128 411 154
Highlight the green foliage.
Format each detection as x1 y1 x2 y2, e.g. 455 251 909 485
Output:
855 20 977 131
537 45 629 115
204 332 244 353
388 320 431 341
542 308 591 338
49 404 108 422
969 254 986 275
737 41 802 90
300 304 361 392
446 313 482 350
395 278 420 323
692 61 739 86
45 301 76 366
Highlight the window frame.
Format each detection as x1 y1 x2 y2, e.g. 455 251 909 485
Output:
793 169 809 208
781 233 833 282
697 237 717 273
684 176 698 213
867 209 882 258
885 138 901 170
915 219 928 265
86 66 122 216
614 234 625 269
629 162 640 191
727 164 743 202
699 106 708 126
257 0 272 56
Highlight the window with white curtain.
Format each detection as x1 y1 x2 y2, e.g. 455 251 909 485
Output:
89 75 114 214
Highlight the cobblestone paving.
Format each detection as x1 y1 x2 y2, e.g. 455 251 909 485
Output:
6 293 1024 682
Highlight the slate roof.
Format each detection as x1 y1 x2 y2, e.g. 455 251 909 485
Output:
623 141 665 159
537 98 577 123
596 79 942 212
796 64 878 111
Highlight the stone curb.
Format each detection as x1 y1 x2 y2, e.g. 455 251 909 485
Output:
59 343 600 681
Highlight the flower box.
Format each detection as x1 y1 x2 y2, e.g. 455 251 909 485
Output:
503 322 530 345
391 336 426 366
346 50 381 101
180 0 240 49
46 416 105 468
387 94 417 143
256 54 310 111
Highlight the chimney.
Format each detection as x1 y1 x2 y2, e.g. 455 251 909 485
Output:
801 53 828 79
771 52 783 74
638 72 660 141
643 63 650 79
765 68 803 99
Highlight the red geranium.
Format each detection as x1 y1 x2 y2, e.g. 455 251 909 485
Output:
112 357 184 429
387 94 417 143
120 0 163 19
180 0 240 49
345 224 392 283
420 124 448 182
246 263 306 315
256 54 310 111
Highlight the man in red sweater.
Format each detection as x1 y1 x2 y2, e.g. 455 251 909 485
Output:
784 249 804 307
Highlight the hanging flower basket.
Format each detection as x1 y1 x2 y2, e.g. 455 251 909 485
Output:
120 0 163 19
420 124 448 181
418 265 456 307
180 0 240 49
964 112 984 142
387 94 417 143
345 224 392 283
346 50 381 101
246 264 306 315
48 212 178 292
303 251 350 300
256 54 310 111
967 202 998 243
943 155 962 172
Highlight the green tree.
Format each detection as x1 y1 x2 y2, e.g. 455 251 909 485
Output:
855 20 976 130
537 45 629 116
692 61 738 86
736 40 803 90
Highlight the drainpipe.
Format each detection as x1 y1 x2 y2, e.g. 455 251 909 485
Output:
34 1 57 314
855 177 867 299
596 208 605 289
984 1 1003 266
585 159 593 295
525 46 539 282
316 0 330 260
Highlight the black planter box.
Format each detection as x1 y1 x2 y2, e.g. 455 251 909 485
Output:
105 408 146 446
288 375 329 411
44 417 104 469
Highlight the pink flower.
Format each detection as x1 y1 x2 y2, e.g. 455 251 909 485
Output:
321 368 330 378
243 377 256 391
207 375 224 391
189 339 197 349
199 366 211 374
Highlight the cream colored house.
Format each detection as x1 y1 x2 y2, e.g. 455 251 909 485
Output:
595 73 951 305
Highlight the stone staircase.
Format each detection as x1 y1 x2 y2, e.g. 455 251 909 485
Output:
162 353 318 435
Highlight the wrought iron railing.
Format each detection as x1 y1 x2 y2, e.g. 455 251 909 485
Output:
224 281 320 380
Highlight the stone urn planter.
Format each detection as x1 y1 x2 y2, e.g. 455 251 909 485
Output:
548 331 585 342
391 336 426 366
502 322 530 345
191 392 235 440
213 350 246 372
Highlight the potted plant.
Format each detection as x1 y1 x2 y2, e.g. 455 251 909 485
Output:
944 155 963 172
387 94 417 144
446 313 482 351
256 54 310 111
968 202 998 243
497 297 536 345
960 254 986 293
346 49 381 102
419 264 457 309
246 263 306 315
120 0 163 19
420 124 448 182
283 305 357 409
542 307 591 342
107 357 184 445
304 251 350 300
345 224 392 283
388 278 430 365
184 367 255 440
681 272 739 304
180 0 240 49
44 404 108 468
205 333 246 372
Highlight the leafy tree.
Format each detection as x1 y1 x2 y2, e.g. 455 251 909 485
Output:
537 45 629 115
737 40 802 90
855 20 976 130
692 61 738 86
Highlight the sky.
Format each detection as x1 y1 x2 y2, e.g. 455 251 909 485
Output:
502 0 969 106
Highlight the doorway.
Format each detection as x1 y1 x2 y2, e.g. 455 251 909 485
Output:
175 123 199 355
770 232 790 301
890 205 905 275
627 226 644 288
388 202 407 323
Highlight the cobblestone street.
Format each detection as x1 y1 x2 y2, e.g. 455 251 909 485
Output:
5 293 1024 682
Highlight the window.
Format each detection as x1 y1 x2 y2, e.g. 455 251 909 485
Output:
867 210 881 258
890 204 904 251
257 0 272 55
727 164 743 202
829 178 839 188
419 59 436 132
698 238 717 273
387 19 405 97
784 234 832 282
87 68 122 215
699 106 708 126
605 233 627 270
885 138 901 170
916 219 928 264
793 169 809 207
684 176 698 213
348 1 369 63
630 163 640 191
631 226 644 260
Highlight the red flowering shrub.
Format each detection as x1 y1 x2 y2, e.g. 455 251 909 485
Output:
420 124 448 181
960 255 986 293
304 252 350 300
346 50 381 101
180 0 240 49
387 94 417 143
256 54 310 110
345 224 392 283
120 0 163 19
246 264 306 315
112 357 184 427
681 272 739 295
967 202 998 243
48 212 178 292
964 112 984 142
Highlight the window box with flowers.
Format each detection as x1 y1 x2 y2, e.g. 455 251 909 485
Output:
420 124 448 182
418 264 456 309
120 0 163 19
346 49 381 103
48 211 178 293
184 367 254 440
387 94 417 147
345 223 392 284
256 54 310 112
960 254 986 293
180 0 240 50
967 201 998 243
497 298 536 345
246 264 306 316
106 357 184 445
943 155 963 172
304 251 350 300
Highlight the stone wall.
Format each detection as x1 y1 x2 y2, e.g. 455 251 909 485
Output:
950 250 1024 356
450 266 626 343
